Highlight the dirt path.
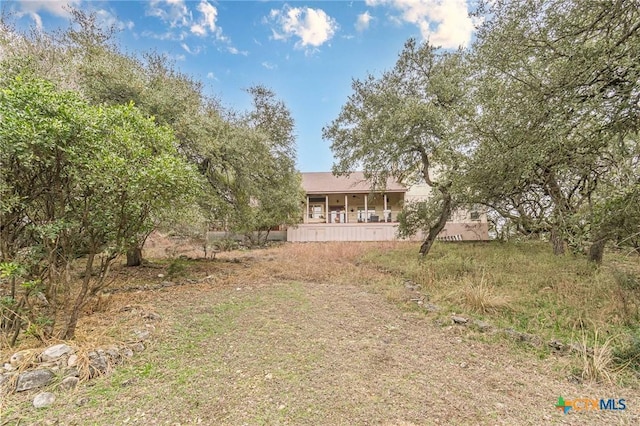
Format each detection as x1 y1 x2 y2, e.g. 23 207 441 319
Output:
4 243 640 425
144 279 637 425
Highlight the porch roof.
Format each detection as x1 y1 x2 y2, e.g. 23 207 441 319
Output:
302 172 406 194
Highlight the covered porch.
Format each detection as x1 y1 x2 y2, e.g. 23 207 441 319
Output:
304 192 404 224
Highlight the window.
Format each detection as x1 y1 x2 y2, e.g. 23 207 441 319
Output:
470 211 480 220
357 207 375 221
310 205 324 219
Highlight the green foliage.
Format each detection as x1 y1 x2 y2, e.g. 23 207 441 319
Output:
0 76 199 340
0 9 303 341
201 86 303 245
323 40 469 254
167 259 188 279
465 0 640 257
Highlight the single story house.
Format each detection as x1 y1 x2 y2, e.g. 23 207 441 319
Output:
287 172 489 242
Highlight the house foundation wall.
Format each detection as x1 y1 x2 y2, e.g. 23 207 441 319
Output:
286 222 489 242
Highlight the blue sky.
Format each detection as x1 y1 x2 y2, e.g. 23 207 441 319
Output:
4 0 479 171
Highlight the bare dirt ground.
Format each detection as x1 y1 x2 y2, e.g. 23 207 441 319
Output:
3 238 639 425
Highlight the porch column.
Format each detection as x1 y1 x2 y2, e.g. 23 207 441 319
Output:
325 195 329 224
305 196 309 224
384 194 388 221
344 195 348 223
364 194 368 223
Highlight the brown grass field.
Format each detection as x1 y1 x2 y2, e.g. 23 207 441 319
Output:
2 236 639 425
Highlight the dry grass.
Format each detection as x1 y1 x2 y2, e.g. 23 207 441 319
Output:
578 328 619 384
448 271 512 314
3 240 640 425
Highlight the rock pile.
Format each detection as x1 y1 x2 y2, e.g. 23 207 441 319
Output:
1 311 160 409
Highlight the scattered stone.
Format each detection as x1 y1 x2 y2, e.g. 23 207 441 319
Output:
459 362 468 369
88 351 109 377
65 367 80 378
143 312 162 321
33 392 56 408
76 397 90 407
568 343 584 354
3 363 15 372
105 347 121 363
424 303 440 313
160 281 174 287
130 342 145 353
120 378 137 387
40 344 74 362
67 354 78 368
548 340 565 352
1 372 14 386
157 273 165 278
567 375 582 385
265 373 273 380
121 347 134 358
451 316 469 325
278 404 286 410
16 369 54 392
10 350 29 367
404 280 422 291
504 329 541 346
60 376 79 391
473 320 492 332
132 329 151 341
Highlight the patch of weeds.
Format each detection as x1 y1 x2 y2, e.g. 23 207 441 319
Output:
448 271 512 314
612 269 640 325
576 327 620 383
360 240 640 380
137 362 154 378
167 258 188 278
613 329 640 373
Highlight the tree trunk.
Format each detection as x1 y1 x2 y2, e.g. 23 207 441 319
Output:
126 247 143 267
419 192 452 256
63 252 94 339
550 226 565 255
588 237 608 264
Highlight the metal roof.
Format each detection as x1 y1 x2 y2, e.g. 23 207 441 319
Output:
301 172 407 194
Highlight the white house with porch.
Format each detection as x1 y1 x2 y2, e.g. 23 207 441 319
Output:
287 172 489 242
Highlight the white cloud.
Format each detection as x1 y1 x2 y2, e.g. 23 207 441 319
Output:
206 72 217 80
190 0 224 39
355 11 373 32
365 0 477 48
95 9 134 32
141 30 187 41
14 0 79 29
196 0 217 32
180 42 201 55
268 6 338 49
261 61 277 70
167 52 186 62
16 0 80 17
28 12 43 31
147 0 191 28
226 46 248 56
146 0 230 44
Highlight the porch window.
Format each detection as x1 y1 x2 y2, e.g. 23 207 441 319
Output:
310 205 324 219
357 207 376 222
